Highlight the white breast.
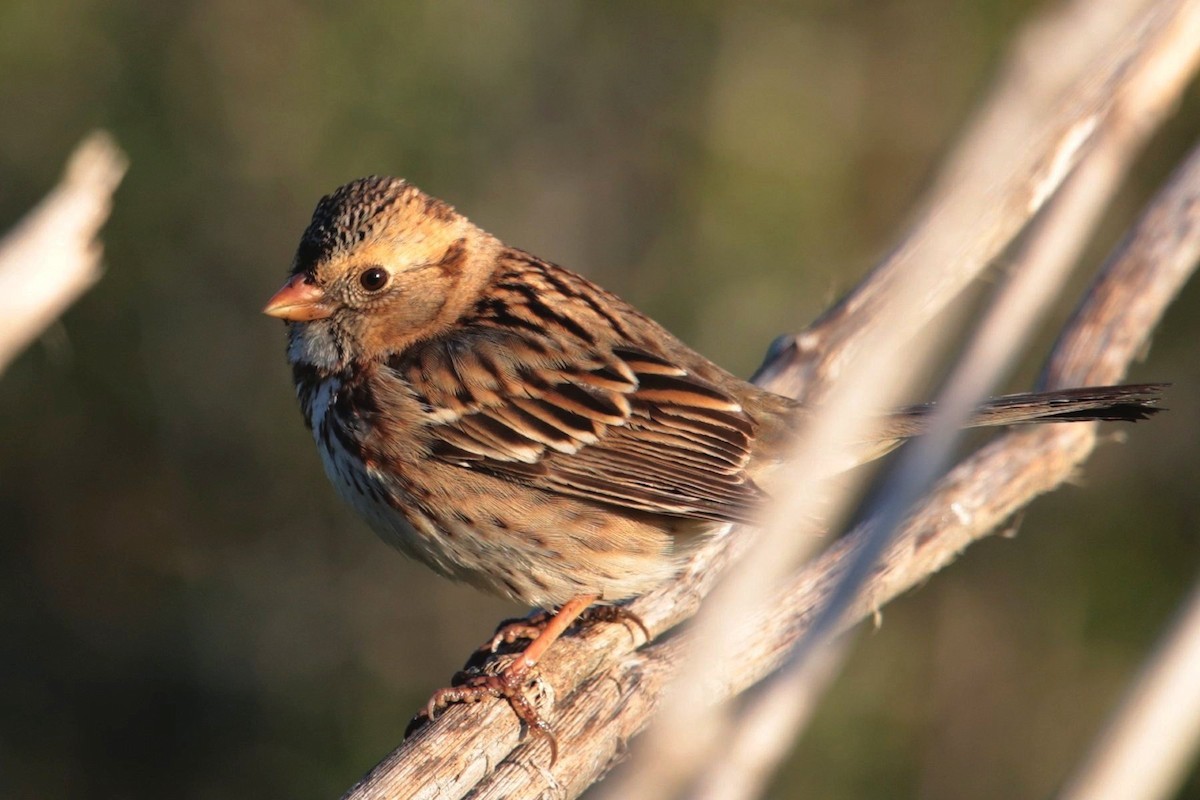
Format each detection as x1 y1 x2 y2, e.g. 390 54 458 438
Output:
305 375 464 579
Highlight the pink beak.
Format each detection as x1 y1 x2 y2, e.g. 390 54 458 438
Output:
263 274 333 322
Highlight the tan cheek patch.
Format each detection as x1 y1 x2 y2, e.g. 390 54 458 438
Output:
356 279 452 355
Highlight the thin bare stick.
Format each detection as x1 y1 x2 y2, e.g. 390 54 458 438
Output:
1059 576 1200 800
584 132 1200 800
1047 138 1200 800
0 132 127 374
754 0 1183 401
603 0 1200 796
689 112 1148 800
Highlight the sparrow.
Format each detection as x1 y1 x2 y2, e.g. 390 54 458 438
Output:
264 176 1162 756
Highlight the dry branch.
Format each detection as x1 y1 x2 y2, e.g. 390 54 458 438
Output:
669 97 1165 800
341 1 1200 798
0 132 127 374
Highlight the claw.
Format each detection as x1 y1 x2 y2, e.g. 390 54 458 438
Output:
407 593 643 767
579 604 649 642
424 663 560 764
484 610 554 653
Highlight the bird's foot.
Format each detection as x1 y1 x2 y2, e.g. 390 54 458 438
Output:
484 604 648 653
420 657 559 764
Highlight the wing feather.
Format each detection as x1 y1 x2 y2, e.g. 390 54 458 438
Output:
394 330 764 523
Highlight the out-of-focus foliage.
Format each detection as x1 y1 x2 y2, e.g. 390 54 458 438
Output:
1 1 1197 798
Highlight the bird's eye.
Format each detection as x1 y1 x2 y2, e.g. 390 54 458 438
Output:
358 266 389 292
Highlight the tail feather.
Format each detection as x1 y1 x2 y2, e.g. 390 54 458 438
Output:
883 383 1167 439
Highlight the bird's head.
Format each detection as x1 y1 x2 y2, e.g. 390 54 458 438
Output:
264 176 498 371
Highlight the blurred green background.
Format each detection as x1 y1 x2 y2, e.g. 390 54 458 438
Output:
2 1 1198 797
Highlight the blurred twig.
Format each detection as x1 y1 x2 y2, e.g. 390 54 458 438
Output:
1047 137 1200 800
757 0 1191 402
0 132 127 374
339 2 1200 798
1059 576 1200 800
684 98 1155 800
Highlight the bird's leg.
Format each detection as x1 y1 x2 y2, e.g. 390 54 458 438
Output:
423 594 598 764
484 601 648 653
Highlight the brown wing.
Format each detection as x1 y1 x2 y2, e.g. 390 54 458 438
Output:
390 331 764 523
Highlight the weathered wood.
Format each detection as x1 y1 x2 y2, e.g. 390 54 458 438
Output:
0 132 127 374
